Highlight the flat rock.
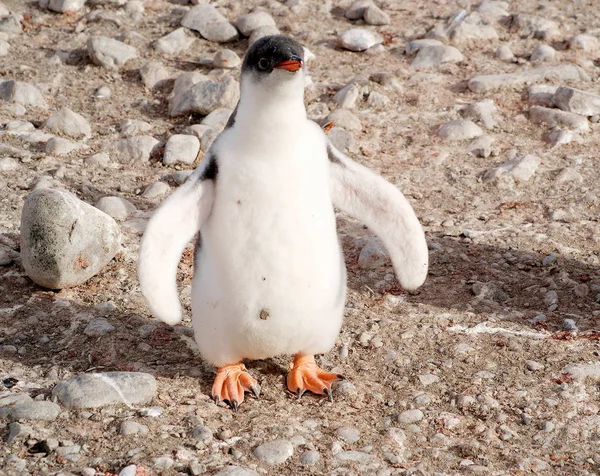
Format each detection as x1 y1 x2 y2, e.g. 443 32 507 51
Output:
0 80 47 109
438 119 483 140
169 76 239 117
108 136 160 163
405 39 444 55
236 12 276 37
139 61 171 89
253 440 294 466
328 127 356 154
46 0 85 13
325 109 362 131
468 65 589 93
336 426 361 443
20 189 121 289
44 107 91 139
483 154 541 183
87 36 138 70
181 5 238 43
154 27 195 56
529 105 590 132
163 134 200 165
213 49 241 69
338 28 383 52
53 372 157 408
95 196 137 221
0 401 61 421
553 86 600 116
412 44 463 70
201 107 233 131
0 394 33 407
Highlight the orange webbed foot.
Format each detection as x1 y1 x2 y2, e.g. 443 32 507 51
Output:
211 363 260 411
287 354 344 401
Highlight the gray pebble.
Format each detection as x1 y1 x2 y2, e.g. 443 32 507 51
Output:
495 44 514 61
526 360 544 371
201 108 233 131
44 107 91 139
181 5 238 43
530 105 590 133
328 127 356 154
412 45 463 70
139 61 171 89
253 439 294 465
155 27 195 56
213 49 241 69
338 28 383 52
7 422 32 444
300 450 320 465
336 426 361 443
84 318 116 336
163 134 200 165
236 12 276 37
397 409 424 424
0 401 61 421
363 4 390 25
467 135 494 158
87 35 138 70
120 420 149 436
563 318 578 331
192 424 213 444
95 196 137 221
169 76 239 117
437 120 483 141
84 152 110 168
0 157 19 171
0 80 48 109
553 86 600 116
119 465 137 476
483 154 540 183
358 237 387 269
530 44 555 63
109 136 161 163
142 181 171 199
45 137 82 156
119 119 152 137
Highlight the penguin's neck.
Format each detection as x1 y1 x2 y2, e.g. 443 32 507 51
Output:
235 79 307 138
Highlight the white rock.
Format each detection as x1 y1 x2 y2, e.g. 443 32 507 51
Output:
336 427 361 443
169 76 239 117
460 99 497 129
468 65 589 93
95 197 137 221
253 440 294 466
201 108 233 131
119 119 152 137
527 84 558 107
0 80 47 108
529 105 590 133
412 45 463 70
467 135 494 158
163 134 200 165
363 4 390 25
0 157 18 171
184 124 213 140
495 44 514 61
553 86 600 116
139 61 171 89
510 14 560 40
0 14 22 35
45 137 83 156
568 34 599 51
483 154 541 183
405 39 443 55
44 107 91 139
333 84 360 109
119 465 137 476
95 86 111 98
213 49 241 69
5 120 34 132
345 0 371 20
155 28 195 56
367 91 390 108
84 152 110 167
546 128 574 148
437 119 483 140
530 44 555 62
0 39 8 56
398 409 424 424
448 13 498 43
477 1 509 21
171 71 210 99
87 35 138 70
338 28 383 52
142 181 170 199
109 136 160 163
120 421 149 436
47 0 85 13
20 189 121 289
235 12 276 37
181 4 238 43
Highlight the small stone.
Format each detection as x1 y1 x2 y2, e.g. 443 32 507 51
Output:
20 189 121 289
0 80 47 109
169 76 239 117
542 421 555 432
334 451 376 463
0 394 33 408
568 34 599 51
460 99 497 129
333 84 360 109
139 61 171 90
44 107 91 139
0 14 22 35
336 426 360 443
521 413 532 425
253 439 294 466
155 28 195 56
495 44 514 61
53 372 157 408
412 45 463 70
235 12 276 37
563 318 577 331
153 457 174 471
0 39 9 56
405 39 444 55
119 465 137 476
45 137 82 156
95 86 111 98
418 374 439 386
529 105 590 133
120 420 149 436
140 406 163 417
363 4 390 25
0 157 18 171
163 134 200 165
367 91 390 108
213 467 259 476
345 0 371 20
46 0 85 13
142 181 170 199
109 136 160 163
398 409 424 424
5 120 34 132
553 86 600 116
573 284 589 297
467 135 494 158
471 281 509 302
119 119 152 137
201 108 233 131
333 380 357 397
84 152 110 167
437 119 483 141
192 425 213 444
87 35 138 70
546 129 573 148
483 154 541 183
325 109 362 131
510 14 559 40
181 4 238 43
84 318 115 336
213 49 241 69
530 44 555 62
300 450 320 465
338 28 383 52
0 401 61 421
358 237 386 269
7 422 32 444
526 360 544 371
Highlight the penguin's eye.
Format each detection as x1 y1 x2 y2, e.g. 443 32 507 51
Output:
258 58 269 71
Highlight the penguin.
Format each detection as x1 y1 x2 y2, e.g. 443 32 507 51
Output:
138 35 428 411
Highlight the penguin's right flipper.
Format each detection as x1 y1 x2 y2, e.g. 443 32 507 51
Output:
138 158 217 325
328 142 428 291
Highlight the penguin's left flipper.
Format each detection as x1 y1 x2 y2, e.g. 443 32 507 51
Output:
328 142 429 291
138 157 217 326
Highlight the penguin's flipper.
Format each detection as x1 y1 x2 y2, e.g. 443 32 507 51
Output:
328 142 428 291
138 164 216 325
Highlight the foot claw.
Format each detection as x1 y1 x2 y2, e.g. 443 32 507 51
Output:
211 363 259 411
287 354 342 401
230 399 239 412
250 383 261 399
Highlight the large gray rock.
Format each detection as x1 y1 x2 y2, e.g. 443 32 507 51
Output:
53 372 157 409
181 5 238 43
87 35 138 70
44 107 91 139
0 80 47 109
169 76 239 117
529 105 590 133
20 189 121 289
553 86 600 116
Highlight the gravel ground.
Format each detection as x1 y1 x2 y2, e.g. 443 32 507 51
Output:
1 0 600 475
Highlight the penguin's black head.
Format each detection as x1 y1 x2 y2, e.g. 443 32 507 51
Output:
242 35 304 78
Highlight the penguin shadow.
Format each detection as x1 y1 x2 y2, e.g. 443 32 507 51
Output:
338 217 600 334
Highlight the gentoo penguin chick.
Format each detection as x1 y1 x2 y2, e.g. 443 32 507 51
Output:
138 35 428 410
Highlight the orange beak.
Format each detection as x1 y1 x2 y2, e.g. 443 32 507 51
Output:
274 58 303 72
